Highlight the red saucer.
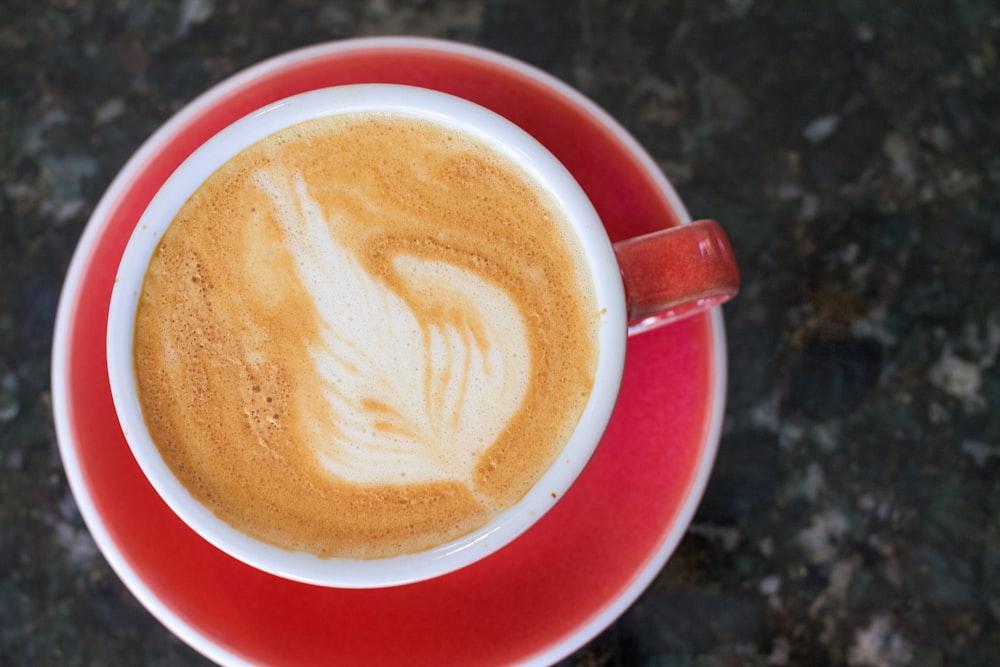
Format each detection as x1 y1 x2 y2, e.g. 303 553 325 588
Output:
52 37 726 666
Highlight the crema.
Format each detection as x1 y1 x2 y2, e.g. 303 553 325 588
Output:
133 112 599 559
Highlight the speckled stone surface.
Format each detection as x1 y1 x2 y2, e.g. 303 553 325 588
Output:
2 1 998 665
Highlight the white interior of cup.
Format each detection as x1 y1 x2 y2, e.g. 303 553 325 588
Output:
105 83 627 588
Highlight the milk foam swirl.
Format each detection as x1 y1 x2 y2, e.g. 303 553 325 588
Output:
254 170 530 488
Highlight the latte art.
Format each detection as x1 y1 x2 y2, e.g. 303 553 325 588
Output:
134 112 599 559
255 170 531 489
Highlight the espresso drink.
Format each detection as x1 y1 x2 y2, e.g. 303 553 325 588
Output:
133 112 599 559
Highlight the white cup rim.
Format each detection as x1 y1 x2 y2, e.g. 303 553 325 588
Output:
106 83 628 588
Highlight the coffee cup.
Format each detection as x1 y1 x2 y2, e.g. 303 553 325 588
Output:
105 83 738 588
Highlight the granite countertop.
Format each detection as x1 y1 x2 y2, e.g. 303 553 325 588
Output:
2 1 998 665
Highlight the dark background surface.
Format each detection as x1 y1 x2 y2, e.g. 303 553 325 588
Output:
3 1 999 665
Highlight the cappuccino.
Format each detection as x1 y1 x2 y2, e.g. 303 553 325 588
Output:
133 112 599 559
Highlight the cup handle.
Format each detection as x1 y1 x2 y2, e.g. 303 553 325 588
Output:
613 219 740 335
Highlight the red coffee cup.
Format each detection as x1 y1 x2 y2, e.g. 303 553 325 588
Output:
53 37 738 666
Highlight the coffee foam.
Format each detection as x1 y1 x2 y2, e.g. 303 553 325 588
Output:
254 169 531 489
133 112 598 558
